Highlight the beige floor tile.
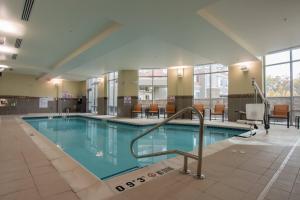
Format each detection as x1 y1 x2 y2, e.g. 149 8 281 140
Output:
271 179 294 193
0 177 35 196
42 148 65 160
221 176 254 192
30 165 57 177
205 182 245 200
0 169 30 184
60 166 99 192
37 179 71 198
265 188 290 200
289 192 300 200
33 171 65 186
0 188 41 200
76 182 115 200
291 182 300 194
51 156 78 172
43 191 79 200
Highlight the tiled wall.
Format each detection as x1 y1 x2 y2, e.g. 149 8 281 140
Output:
174 96 193 119
117 96 138 118
97 97 107 115
227 93 262 121
0 96 86 115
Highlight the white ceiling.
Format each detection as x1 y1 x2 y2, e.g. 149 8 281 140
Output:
200 0 300 56
0 0 299 80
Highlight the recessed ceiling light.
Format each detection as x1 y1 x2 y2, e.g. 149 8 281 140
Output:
0 20 24 36
0 46 18 54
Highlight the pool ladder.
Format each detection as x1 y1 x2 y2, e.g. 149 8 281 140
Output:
130 106 205 179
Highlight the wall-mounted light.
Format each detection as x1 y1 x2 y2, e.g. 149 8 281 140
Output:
97 77 104 84
0 64 9 72
236 61 253 72
240 65 249 72
177 67 184 77
50 78 62 86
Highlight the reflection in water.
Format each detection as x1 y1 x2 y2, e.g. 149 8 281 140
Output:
26 117 245 179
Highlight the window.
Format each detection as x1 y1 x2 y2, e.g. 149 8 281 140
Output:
264 47 300 124
107 72 118 116
87 78 98 113
193 64 228 119
138 69 167 107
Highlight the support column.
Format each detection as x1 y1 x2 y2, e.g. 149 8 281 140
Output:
228 60 263 121
117 70 138 117
97 75 107 115
168 66 193 119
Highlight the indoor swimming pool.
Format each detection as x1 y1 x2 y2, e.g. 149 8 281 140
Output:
24 116 247 180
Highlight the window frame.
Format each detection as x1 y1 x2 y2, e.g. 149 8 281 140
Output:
264 46 300 125
193 63 228 118
138 68 168 106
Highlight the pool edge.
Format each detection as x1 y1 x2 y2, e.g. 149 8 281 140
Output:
18 114 259 197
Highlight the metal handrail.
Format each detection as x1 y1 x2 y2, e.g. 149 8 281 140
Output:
130 106 205 179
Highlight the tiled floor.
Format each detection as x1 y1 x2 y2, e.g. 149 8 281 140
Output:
1 115 300 200
107 125 300 200
0 117 79 200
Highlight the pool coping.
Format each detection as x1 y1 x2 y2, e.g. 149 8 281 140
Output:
18 113 261 200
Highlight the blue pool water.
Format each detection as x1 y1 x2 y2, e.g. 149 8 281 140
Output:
24 116 246 180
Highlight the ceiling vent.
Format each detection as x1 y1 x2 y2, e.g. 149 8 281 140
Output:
15 38 23 48
21 0 35 21
12 54 18 60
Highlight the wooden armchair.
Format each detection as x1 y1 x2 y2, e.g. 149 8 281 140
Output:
269 104 290 128
191 103 205 119
164 103 176 118
131 103 143 118
210 104 225 122
147 103 160 118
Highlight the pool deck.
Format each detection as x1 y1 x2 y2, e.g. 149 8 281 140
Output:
0 114 300 200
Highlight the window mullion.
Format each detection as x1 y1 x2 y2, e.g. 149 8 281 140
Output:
290 50 294 125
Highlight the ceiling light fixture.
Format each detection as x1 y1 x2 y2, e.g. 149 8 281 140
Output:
0 46 18 54
0 20 24 36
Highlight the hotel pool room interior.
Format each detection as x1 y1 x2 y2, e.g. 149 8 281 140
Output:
1 0 300 200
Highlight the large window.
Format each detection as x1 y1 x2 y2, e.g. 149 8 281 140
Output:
87 78 98 113
138 69 168 107
265 47 300 123
194 64 228 119
107 72 118 116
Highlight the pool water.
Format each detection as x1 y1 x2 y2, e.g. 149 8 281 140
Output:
24 116 246 180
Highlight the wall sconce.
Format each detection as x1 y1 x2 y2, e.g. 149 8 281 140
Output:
50 78 62 86
177 67 184 77
240 65 249 72
97 77 104 84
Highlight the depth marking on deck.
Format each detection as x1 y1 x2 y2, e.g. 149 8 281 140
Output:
113 166 174 192
256 137 300 200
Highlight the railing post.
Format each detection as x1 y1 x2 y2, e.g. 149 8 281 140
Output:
196 117 205 179
130 106 205 180
183 156 188 174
